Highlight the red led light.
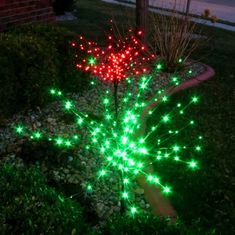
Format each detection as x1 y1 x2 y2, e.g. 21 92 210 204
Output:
73 30 155 82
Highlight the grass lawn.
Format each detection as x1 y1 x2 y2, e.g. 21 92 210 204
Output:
58 0 235 233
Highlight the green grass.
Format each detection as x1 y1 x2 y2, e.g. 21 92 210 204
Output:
57 0 235 233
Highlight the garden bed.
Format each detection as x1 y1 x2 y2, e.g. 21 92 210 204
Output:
0 61 214 221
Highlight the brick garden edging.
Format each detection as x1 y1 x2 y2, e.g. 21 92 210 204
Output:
171 63 215 94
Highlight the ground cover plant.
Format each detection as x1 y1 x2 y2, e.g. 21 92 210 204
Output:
0 165 86 235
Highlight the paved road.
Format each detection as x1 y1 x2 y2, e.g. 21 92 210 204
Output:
106 0 235 31
196 0 235 7
128 0 235 23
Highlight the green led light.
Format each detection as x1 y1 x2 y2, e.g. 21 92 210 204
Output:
164 153 169 158
151 126 156 131
77 118 83 125
163 186 171 194
162 96 168 102
138 148 147 154
140 83 147 89
88 57 96 65
34 132 42 139
141 76 147 81
173 145 180 152
162 115 170 122
65 101 72 110
107 156 112 161
106 114 111 120
195 146 201 151
130 206 137 214
50 89 56 95
121 136 128 144
65 141 72 147
189 160 198 169
99 169 106 177
134 169 139 174
123 178 129 184
137 163 143 168
122 192 129 199
56 138 63 145
103 98 109 105
147 175 153 182
156 63 162 70
174 156 180 161
154 177 160 184
15 126 24 134
118 164 123 170
192 96 199 103
87 184 92 192
156 155 161 160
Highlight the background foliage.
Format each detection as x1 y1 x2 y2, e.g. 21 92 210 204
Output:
0 24 89 120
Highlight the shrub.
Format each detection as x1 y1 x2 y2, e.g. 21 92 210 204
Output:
0 24 90 120
0 33 58 119
11 23 89 93
0 165 85 235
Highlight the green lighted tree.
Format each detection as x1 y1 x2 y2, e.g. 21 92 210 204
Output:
14 74 202 217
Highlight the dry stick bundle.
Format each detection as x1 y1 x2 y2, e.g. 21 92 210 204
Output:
149 4 203 71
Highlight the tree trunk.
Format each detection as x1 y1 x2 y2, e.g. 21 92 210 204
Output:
136 0 148 43
185 0 191 16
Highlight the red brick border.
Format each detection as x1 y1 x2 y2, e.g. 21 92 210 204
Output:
171 63 215 94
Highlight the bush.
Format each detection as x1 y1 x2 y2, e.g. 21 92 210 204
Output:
11 23 89 93
0 33 58 118
0 165 85 235
0 24 90 120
